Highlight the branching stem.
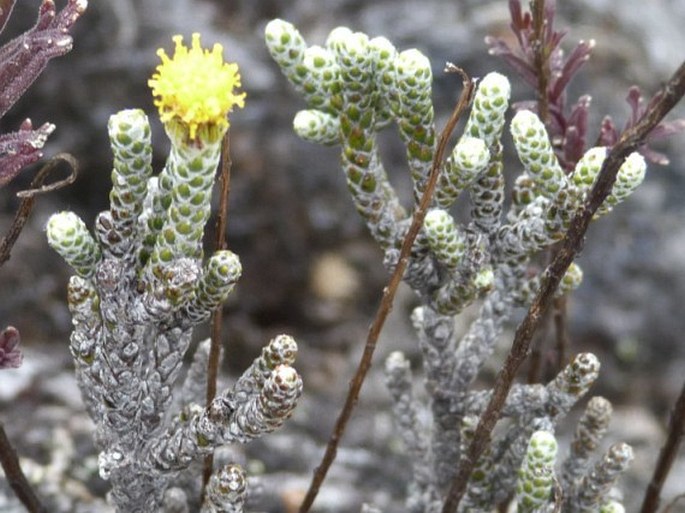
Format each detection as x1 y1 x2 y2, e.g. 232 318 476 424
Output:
553 295 569 370
441 59 685 513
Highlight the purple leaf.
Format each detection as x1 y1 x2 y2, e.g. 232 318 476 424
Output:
549 40 594 103
639 146 670 166
508 0 527 46
561 95 591 168
648 119 685 140
0 326 22 369
624 86 643 129
485 36 538 87
562 126 584 168
0 0 87 119
0 119 55 187
597 115 618 147
0 0 86 188
610 86 685 165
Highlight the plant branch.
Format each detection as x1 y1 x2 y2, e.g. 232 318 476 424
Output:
441 59 685 513
298 65 475 513
0 152 78 268
201 130 233 498
0 422 47 513
553 295 569 370
640 375 685 513
526 311 549 384
531 0 550 124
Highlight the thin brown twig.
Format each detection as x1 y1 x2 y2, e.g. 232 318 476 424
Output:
552 295 569 370
201 130 233 500
0 152 78 267
526 312 547 384
531 0 550 124
441 59 685 513
298 65 475 513
640 375 685 513
0 422 47 513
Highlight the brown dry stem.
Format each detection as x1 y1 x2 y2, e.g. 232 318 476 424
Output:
0 422 47 513
201 130 233 499
640 374 685 513
298 65 475 513
0 153 78 267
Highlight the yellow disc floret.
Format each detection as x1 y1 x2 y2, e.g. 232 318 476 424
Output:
149 33 246 142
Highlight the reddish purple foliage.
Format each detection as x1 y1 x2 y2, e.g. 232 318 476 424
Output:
0 0 86 188
486 0 683 169
0 326 22 369
598 87 685 165
0 118 55 187
486 0 567 90
485 0 593 171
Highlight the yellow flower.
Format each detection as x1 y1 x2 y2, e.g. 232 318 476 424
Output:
149 33 246 142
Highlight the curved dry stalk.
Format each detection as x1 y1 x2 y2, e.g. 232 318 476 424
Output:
298 65 475 513
0 152 78 267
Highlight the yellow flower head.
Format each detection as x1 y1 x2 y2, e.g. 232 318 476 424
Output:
149 33 246 142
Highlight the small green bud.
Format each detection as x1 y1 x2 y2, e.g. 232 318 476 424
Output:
597 152 646 216
325 26 354 52
572 146 607 190
435 136 490 208
47 212 101 279
558 262 583 297
511 110 567 199
453 136 490 173
474 266 495 291
516 431 558 513
600 500 626 513
265 19 308 89
293 109 340 145
465 72 511 148
424 209 466 270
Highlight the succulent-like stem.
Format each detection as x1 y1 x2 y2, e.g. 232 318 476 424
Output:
201 464 247 513
516 431 558 513
265 18 658 513
561 396 613 489
45 34 302 512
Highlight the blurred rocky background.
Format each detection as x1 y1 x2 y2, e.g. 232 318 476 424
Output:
1 0 685 512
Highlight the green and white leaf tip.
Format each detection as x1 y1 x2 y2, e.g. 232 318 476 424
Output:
47 211 101 279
